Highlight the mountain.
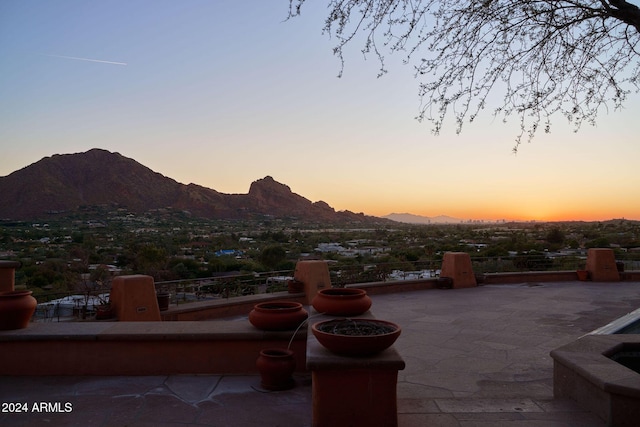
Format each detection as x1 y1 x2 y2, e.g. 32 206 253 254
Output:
0 149 380 223
383 212 464 224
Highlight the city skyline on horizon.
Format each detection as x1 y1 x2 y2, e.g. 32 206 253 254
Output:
1 1 639 223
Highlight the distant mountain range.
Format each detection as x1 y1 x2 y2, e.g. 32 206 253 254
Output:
382 213 465 224
0 149 385 223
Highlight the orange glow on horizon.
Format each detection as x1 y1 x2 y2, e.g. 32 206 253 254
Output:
349 203 640 223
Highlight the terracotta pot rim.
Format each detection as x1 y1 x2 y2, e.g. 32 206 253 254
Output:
254 301 303 313
0 290 33 297
260 348 295 358
318 288 366 298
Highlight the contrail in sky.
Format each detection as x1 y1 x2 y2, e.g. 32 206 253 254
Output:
42 54 127 66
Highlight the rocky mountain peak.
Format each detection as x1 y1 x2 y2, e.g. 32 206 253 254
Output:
0 149 384 224
249 176 292 196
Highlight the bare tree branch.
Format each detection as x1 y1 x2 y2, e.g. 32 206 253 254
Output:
289 0 640 151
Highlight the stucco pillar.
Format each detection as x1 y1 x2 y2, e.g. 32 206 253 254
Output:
0 260 20 292
585 248 620 282
110 275 161 321
312 369 401 427
294 260 331 305
440 252 477 288
307 320 405 427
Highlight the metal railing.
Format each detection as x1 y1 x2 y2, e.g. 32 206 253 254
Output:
32 251 640 320
327 253 640 287
153 270 296 307
33 290 110 322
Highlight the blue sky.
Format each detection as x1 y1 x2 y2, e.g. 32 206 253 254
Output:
1 1 639 221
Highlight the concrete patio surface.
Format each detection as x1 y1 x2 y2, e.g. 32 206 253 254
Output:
1 280 639 426
376 281 640 427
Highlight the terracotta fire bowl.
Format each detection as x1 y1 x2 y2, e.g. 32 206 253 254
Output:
311 318 401 357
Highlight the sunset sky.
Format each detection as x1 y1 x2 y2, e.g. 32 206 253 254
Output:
1 1 639 222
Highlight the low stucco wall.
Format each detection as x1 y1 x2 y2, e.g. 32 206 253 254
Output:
159 292 306 321
482 271 580 284
0 321 306 376
346 279 438 295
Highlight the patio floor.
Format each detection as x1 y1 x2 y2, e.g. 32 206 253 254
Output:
1 280 640 426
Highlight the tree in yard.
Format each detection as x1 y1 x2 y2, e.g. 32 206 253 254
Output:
546 226 566 245
289 0 640 151
259 245 288 270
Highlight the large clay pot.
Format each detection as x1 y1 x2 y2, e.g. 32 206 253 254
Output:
311 318 401 356
311 288 372 316
0 290 37 330
256 348 296 390
249 301 308 331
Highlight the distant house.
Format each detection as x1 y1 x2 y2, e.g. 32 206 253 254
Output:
314 242 387 257
214 249 243 258
388 270 439 281
315 243 346 253
88 264 121 274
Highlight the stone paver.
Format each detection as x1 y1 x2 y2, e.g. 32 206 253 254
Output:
1 281 639 426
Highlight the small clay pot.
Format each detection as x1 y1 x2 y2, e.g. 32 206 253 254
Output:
249 301 308 331
287 279 304 294
311 288 372 316
576 270 590 281
0 290 37 330
95 304 115 320
256 348 296 391
156 292 171 311
436 277 453 289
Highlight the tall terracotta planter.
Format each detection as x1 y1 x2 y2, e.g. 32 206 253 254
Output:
311 288 372 316
0 290 37 330
0 260 21 292
256 348 296 390
249 301 308 331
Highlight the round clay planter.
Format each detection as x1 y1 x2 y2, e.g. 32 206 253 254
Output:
311 288 372 316
0 290 37 330
256 348 296 391
311 318 401 357
249 301 308 331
